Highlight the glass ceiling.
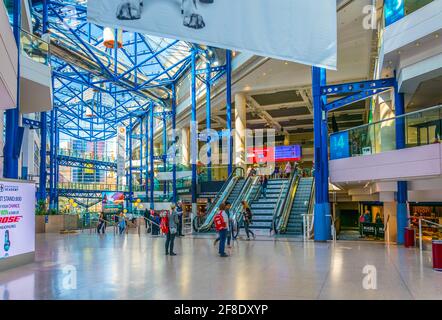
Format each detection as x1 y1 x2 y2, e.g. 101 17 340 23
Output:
29 0 194 141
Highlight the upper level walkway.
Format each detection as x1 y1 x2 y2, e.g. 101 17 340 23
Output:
330 104 442 184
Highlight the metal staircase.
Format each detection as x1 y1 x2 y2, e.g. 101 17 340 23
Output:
249 178 290 232
285 177 314 235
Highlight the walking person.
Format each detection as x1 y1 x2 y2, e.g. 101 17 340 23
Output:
241 201 255 240
213 202 233 248
284 161 292 178
260 175 268 199
214 203 229 257
176 200 184 237
97 212 106 234
118 212 127 235
165 204 179 256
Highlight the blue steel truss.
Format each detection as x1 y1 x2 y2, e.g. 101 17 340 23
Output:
57 155 117 171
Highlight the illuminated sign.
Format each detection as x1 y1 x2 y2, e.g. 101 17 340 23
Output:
330 131 350 160
385 0 405 27
102 192 125 213
0 180 35 259
247 145 301 164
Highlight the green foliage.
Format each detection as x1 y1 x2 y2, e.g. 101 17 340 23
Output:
35 200 47 215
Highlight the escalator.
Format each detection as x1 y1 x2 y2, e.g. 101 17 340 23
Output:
193 167 245 232
246 177 293 233
280 177 314 236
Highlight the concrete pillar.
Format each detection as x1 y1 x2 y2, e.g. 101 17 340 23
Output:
374 93 396 153
383 202 397 243
234 93 247 172
211 139 220 180
180 127 190 167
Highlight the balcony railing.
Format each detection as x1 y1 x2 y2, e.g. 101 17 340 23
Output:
20 29 50 65
330 105 442 160
385 0 435 27
58 149 116 163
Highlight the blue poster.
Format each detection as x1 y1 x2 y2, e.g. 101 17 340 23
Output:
330 131 350 160
385 0 405 27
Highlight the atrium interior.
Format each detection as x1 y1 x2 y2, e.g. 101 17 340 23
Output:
0 0 441 301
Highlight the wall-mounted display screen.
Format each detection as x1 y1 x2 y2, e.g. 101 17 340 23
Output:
0 180 35 259
102 192 124 213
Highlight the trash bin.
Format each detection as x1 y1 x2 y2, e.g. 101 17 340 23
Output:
404 227 415 248
432 240 442 272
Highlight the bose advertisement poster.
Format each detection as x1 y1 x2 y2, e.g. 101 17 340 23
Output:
0 181 35 259
87 0 337 70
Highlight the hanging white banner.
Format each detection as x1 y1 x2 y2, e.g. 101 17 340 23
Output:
87 0 337 70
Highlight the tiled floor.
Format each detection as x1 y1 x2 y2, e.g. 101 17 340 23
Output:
0 232 440 300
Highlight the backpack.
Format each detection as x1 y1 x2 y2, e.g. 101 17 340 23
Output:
160 215 169 234
214 211 226 231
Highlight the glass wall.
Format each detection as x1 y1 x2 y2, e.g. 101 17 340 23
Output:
330 105 442 160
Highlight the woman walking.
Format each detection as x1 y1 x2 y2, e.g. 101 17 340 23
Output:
97 212 106 234
241 201 255 240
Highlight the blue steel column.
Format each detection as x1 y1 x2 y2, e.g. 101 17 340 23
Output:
172 84 177 203
140 117 143 187
149 106 155 209
49 106 55 208
320 68 331 240
226 50 233 176
129 117 133 212
206 63 212 181
145 114 149 201
4 0 21 179
312 67 330 241
190 50 197 204
162 111 167 196
395 78 408 245
38 0 49 201
54 107 59 211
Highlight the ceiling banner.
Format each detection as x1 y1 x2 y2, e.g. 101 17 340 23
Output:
87 0 337 70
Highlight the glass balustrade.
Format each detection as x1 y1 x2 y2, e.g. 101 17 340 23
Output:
330 105 442 160
20 29 50 65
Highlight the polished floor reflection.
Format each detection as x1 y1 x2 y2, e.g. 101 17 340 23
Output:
0 233 440 300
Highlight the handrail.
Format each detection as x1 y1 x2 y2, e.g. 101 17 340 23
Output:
330 103 442 136
195 167 245 232
270 180 289 234
230 175 255 222
277 172 299 233
418 217 442 252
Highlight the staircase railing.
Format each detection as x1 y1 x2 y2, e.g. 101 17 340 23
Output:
193 166 244 232
303 179 315 240
276 172 299 233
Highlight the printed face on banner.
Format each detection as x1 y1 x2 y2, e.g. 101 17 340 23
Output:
88 0 337 70
0 181 35 258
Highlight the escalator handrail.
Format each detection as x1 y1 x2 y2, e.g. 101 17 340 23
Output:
204 166 244 217
196 167 245 232
230 175 259 223
275 172 299 233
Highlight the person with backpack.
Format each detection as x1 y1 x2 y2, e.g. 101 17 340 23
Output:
163 205 179 256
241 201 255 240
214 203 229 257
213 201 233 248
